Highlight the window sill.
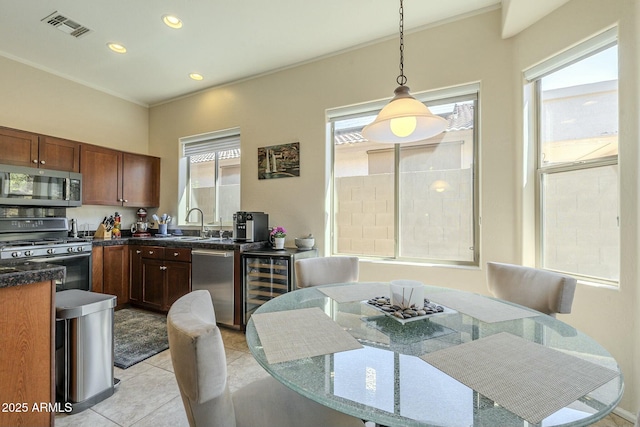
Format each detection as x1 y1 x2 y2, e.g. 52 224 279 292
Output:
357 256 480 271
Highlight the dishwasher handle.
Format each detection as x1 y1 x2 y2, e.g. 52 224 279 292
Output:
191 249 234 257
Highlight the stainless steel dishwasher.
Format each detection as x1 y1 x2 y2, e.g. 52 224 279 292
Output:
191 249 235 326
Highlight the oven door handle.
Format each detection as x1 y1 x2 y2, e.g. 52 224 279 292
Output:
31 253 91 263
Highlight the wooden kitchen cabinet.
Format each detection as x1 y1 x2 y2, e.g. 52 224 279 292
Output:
128 245 143 303
81 145 121 205
81 144 160 207
165 259 192 308
0 126 80 172
0 280 55 427
130 246 191 312
122 152 161 207
39 135 81 172
92 245 129 308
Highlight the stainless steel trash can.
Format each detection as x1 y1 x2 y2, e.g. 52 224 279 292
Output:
55 290 119 413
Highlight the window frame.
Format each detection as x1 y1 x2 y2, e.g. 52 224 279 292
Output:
329 84 480 267
527 29 619 285
178 128 241 228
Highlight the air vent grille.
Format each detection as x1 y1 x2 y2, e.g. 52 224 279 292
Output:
41 11 92 38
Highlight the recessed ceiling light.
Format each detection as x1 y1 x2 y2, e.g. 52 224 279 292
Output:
189 73 204 81
163 15 182 29
107 42 127 54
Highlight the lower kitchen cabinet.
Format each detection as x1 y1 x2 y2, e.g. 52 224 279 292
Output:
165 259 192 308
0 280 55 427
128 245 143 303
92 245 129 308
129 246 191 312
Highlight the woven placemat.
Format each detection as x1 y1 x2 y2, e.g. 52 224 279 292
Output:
426 291 539 323
420 332 619 424
252 307 363 364
317 282 390 303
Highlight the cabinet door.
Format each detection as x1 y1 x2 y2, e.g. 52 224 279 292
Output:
142 258 165 310
129 246 143 303
122 152 160 207
164 260 191 311
39 135 80 172
92 246 104 293
103 245 129 307
0 127 39 168
81 144 123 205
0 280 54 427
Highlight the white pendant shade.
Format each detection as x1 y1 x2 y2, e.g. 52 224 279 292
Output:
362 85 448 143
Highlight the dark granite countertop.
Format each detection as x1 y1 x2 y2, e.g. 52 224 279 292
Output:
91 236 268 251
0 262 65 289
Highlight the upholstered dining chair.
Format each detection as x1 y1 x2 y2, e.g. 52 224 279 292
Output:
295 256 359 288
167 290 364 427
486 261 577 317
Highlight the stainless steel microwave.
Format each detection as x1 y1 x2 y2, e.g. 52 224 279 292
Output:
0 164 82 207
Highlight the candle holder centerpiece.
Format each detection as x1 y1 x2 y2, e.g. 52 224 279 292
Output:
366 280 447 323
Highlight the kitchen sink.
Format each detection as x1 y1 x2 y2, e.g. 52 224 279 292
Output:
168 236 225 242
169 236 207 241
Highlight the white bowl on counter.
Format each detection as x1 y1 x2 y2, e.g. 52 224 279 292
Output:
295 236 315 249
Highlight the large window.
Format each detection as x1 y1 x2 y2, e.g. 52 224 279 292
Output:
179 129 241 227
330 85 479 265
526 29 619 284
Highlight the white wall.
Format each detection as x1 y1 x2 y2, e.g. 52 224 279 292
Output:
150 1 639 415
0 55 150 228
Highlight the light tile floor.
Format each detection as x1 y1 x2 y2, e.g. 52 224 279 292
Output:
55 328 269 427
56 328 633 427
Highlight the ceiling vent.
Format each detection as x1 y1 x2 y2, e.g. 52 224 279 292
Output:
41 11 91 38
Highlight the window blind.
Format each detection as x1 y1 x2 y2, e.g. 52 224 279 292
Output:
524 27 617 82
181 127 240 157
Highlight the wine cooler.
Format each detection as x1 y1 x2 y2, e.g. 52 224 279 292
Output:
242 248 317 325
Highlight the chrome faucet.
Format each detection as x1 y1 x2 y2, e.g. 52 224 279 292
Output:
186 208 205 238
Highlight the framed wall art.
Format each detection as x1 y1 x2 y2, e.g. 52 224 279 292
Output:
258 142 300 179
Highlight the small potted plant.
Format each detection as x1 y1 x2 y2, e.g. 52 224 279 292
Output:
270 226 287 250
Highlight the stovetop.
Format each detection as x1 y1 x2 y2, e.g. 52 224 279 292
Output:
0 217 93 260
0 237 92 249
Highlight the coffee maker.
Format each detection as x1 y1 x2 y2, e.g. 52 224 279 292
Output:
233 211 269 242
132 208 151 237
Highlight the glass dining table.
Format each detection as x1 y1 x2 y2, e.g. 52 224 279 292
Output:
245 282 624 427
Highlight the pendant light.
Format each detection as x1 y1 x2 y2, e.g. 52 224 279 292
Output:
362 0 448 143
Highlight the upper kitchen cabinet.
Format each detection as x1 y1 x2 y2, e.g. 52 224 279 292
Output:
81 144 160 207
0 127 80 172
122 152 161 207
39 135 81 172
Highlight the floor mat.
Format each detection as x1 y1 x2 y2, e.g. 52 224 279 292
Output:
114 308 168 369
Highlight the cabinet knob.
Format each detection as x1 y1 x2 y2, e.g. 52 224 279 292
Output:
160 266 167 271
123 199 128 203
32 159 38 164
148 251 154 255
40 160 45 165
173 252 179 257
136 250 141 254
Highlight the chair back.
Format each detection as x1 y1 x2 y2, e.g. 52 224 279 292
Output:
486 262 577 316
167 290 236 427
295 256 359 288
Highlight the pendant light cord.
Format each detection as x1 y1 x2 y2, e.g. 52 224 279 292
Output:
397 0 407 86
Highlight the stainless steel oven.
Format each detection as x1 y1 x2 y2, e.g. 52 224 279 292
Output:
0 217 92 291
31 251 92 292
